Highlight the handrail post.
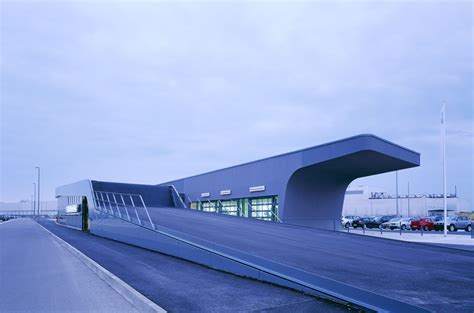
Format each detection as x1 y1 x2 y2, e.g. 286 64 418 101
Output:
207 200 216 213
100 192 109 213
237 200 243 217
271 204 282 223
112 193 122 218
218 200 225 215
105 193 114 215
92 191 99 209
139 195 155 230
169 185 187 208
119 194 131 221
95 191 101 210
93 191 101 210
130 195 142 225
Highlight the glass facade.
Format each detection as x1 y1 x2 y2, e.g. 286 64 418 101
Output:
190 196 279 222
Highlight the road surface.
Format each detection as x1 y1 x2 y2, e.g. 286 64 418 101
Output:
39 219 351 312
0 218 140 313
139 207 474 312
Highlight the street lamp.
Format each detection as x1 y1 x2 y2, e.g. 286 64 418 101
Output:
395 171 399 215
35 167 40 219
32 183 36 217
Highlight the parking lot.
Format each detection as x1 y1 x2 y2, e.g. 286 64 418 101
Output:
341 215 473 248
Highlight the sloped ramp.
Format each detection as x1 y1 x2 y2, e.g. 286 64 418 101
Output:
91 207 437 313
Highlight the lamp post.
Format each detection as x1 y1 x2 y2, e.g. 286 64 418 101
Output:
32 183 36 217
407 181 410 217
395 171 399 216
441 104 447 237
35 167 40 219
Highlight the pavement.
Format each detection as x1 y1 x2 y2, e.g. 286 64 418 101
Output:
0 218 140 313
345 228 474 249
38 219 352 313
137 207 474 313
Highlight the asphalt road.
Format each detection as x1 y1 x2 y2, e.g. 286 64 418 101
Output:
38 219 352 313
140 207 474 313
0 218 140 313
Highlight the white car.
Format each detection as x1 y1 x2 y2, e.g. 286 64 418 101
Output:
382 217 401 229
399 218 415 230
382 217 413 230
341 216 360 228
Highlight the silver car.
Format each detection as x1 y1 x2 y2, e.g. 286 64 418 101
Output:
434 216 472 232
382 217 414 230
341 215 360 228
382 217 402 230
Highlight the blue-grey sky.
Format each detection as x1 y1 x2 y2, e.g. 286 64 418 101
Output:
1 1 473 205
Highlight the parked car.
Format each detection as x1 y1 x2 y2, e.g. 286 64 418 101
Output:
434 216 472 232
379 215 399 224
381 217 414 230
352 217 370 228
0 215 11 222
341 215 360 228
371 215 396 228
411 217 437 231
400 217 417 230
382 217 401 229
352 217 383 229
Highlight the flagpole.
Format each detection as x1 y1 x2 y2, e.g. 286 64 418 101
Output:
442 103 447 237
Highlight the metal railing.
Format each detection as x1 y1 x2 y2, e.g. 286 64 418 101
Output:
167 185 187 209
0 210 58 217
85 192 425 312
93 191 155 230
248 202 282 223
218 199 242 217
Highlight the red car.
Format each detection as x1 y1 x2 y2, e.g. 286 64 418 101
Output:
410 216 442 231
410 217 435 231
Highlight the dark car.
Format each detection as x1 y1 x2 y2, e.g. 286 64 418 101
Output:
364 217 384 229
353 217 382 229
362 215 399 229
378 215 399 224
352 217 369 228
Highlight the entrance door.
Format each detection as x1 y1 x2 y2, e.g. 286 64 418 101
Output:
81 196 90 231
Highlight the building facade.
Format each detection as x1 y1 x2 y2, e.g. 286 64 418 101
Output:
56 134 420 230
342 185 471 217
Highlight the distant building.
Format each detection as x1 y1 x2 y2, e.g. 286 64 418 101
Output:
0 200 57 215
342 185 471 217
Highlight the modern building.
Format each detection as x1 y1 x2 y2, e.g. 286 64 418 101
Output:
342 185 471 217
56 134 420 230
52 134 432 312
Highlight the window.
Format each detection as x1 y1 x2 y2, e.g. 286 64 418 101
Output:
190 195 279 222
220 200 239 216
249 196 278 222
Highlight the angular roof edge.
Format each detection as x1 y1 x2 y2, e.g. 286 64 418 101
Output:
160 134 420 184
